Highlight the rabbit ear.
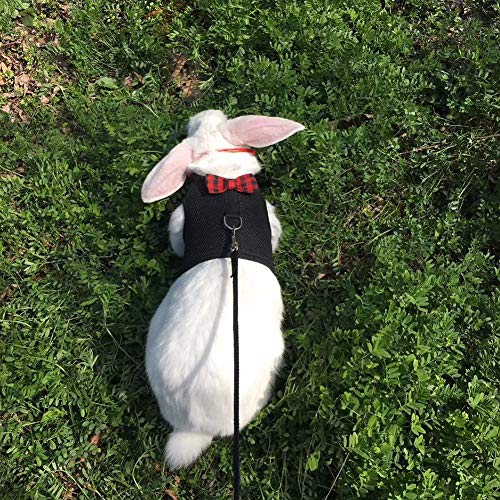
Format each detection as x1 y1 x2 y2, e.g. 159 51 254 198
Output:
141 140 193 203
222 115 305 148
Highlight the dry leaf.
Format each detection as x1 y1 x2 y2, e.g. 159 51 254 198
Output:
16 107 28 122
16 74 30 85
170 54 201 99
180 79 199 98
14 74 33 95
89 433 102 446
0 285 18 305
1 104 11 113
0 76 6 85
0 53 13 64
124 75 134 89
62 488 75 500
328 113 374 131
171 54 188 79
40 95 50 105
165 490 178 500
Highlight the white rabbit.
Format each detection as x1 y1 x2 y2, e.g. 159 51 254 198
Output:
142 110 304 468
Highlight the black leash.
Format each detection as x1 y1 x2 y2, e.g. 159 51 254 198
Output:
231 230 240 500
225 215 242 500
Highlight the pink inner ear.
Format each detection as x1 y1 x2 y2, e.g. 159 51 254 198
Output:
141 141 193 203
223 115 305 147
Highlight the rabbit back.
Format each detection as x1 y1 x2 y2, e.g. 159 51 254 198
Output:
145 258 284 436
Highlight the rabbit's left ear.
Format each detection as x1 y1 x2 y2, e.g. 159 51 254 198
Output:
222 115 305 148
141 140 193 203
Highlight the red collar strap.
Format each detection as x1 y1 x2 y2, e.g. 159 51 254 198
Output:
197 147 257 159
216 148 256 155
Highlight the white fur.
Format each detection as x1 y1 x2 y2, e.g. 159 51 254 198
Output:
168 205 185 257
165 431 213 469
187 112 261 179
146 110 286 468
146 259 284 468
265 201 282 252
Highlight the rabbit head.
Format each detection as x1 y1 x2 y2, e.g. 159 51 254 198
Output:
141 110 304 203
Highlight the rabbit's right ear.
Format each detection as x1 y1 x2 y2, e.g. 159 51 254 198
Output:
221 115 305 148
141 140 193 203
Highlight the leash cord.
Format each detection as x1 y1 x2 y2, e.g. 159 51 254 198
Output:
230 228 241 500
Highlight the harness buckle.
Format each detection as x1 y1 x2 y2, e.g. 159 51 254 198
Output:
224 215 242 252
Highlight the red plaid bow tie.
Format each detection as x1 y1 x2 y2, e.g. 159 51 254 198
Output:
205 174 259 194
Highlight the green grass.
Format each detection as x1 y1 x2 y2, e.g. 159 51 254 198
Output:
1 0 499 498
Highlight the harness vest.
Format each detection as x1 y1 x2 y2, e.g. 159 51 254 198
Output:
181 174 275 274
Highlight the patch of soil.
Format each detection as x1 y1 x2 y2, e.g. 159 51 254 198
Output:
0 20 68 123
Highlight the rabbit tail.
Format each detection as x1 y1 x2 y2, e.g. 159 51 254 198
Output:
165 430 213 469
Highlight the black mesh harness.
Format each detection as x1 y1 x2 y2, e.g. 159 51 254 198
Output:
181 174 275 275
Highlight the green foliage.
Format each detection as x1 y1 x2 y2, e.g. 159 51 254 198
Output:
0 0 30 19
1 0 499 498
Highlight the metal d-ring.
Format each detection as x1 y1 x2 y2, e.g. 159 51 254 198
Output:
224 215 242 252
224 215 243 232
